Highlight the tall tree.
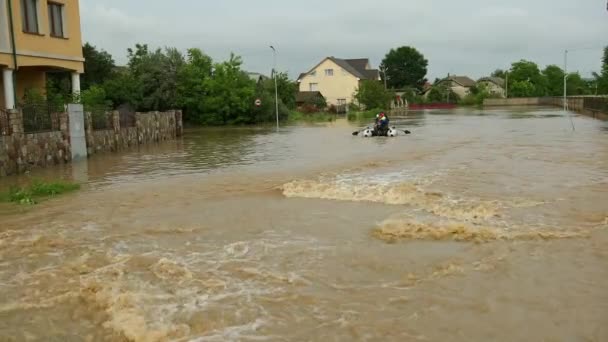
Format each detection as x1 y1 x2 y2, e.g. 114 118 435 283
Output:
381 46 428 90
508 60 547 96
176 48 214 122
202 53 256 125
82 43 116 90
542 65 565 96
126 44 185 111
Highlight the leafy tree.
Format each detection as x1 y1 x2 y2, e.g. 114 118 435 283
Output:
542 65 565 96
491 69 506 79
176 48 213 122
102 70 141 109
381 46 428 90
263 72 297 110
508 60 547 96
200 53 256 125
126 44 185 111
355 80 393 109
80 86 111 108
566 72 589 95
509 80 536 97
82 43 116 90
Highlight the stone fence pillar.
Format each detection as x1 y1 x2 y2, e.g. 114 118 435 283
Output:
111 111 120 132
59 112 69 141
8 109 23 136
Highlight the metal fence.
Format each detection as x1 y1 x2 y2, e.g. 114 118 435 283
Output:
21 102 62 133
118 104 136 128
0 109 10 135
86 106 112 131
584 97 608 113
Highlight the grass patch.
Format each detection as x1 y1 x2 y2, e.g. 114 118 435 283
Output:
0 180 80 205
288 111 336 123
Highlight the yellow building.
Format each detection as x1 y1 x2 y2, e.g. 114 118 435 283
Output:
297 57 380 106
0 0 84 109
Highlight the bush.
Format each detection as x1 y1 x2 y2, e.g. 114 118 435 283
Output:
355 80 393 109
288 111 335 122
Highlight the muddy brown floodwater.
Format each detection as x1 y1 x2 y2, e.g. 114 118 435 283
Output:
1 108 607 341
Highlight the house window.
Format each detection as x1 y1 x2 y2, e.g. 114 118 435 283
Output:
21 0 39 34
337 99 346 105
48 2 65 38
309 83 318 91
325 69 334 76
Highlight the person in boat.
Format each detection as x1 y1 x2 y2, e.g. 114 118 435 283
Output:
375 112 390 135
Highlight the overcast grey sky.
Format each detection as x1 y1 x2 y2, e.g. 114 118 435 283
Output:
81 0 608 80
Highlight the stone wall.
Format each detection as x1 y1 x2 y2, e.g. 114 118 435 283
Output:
0 108 183 177
86 110 182 156
0 110 70 177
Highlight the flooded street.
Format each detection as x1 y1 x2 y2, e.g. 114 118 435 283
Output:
1 108 607 341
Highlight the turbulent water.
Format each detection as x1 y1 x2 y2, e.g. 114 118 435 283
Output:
1 108 607 341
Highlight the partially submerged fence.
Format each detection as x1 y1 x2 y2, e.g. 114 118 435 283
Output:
0 107 183 177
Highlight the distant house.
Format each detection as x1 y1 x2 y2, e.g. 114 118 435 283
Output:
297 57 380 106
434 75 476 98
477 77 506 98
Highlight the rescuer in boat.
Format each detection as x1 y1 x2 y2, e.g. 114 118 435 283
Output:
374 112 390 136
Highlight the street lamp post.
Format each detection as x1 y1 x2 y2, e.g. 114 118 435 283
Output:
270 46 279 131
505 71 509 98
563 49 568 112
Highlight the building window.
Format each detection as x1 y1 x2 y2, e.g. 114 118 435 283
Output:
21 0 39 34
48 2 65 37
337 99 346 105
309 83 318 92
325 69 334 76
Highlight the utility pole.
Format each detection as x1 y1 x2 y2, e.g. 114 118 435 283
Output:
270 46 279 131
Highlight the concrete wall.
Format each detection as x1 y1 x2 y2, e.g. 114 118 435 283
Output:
483 96 608 120
299 59 360 105
484 98 542 106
